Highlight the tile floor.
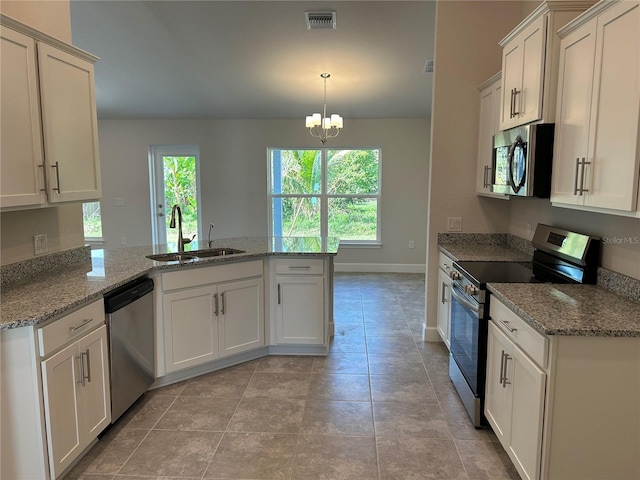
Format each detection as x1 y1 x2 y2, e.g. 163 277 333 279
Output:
68 272 519 480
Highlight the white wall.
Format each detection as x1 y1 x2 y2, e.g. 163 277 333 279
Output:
98 118 430 268
425 0 524 337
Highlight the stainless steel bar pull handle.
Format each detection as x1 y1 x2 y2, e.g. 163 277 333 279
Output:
502 352 512 388
82 349 91 384
70 318 93 332
440 282 449 304
38 164 47 193
512 89 520 116
499 319 517 333
573 157 581 195
220 292 226 315
288 266 311 270
499 349 506 385
51 161 61 193
213 293 219 316
77 355 85 386
277 284 281 305
510 89 515 118
579 157 590 195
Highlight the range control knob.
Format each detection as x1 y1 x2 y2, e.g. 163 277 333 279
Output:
465 284 479 296
449 271 461 281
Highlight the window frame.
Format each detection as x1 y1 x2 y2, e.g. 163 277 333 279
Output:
267 147 382 246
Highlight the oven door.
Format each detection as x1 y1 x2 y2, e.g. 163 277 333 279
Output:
449 282 485 396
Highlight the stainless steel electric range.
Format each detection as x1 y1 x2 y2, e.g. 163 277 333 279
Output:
448 224 600 427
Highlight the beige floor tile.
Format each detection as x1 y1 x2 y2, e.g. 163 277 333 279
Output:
312 352 369 374
368 352 426 376
370 373 437 403
181 370 253 398
154 396 239 432
307 373 371 401
117 394 175 429
366 335 419 354
301 400 374 436
292 435 378 480
373 401 450 438
377 436 468 479
455 439 521 479
244 372 311 398
328 332 367 353
146 380 189 397
226 397 305 434
255 355 316 373
204 432 297 479
118 430 222 477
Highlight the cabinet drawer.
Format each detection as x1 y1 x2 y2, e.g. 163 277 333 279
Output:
438 252 454 274
275 258 324 275
162 260 263 291
489 297 548 369
37 299 105 357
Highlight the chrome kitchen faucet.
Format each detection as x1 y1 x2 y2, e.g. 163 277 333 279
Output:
169 204 195 252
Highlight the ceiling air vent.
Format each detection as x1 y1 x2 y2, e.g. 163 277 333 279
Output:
305 11 337 30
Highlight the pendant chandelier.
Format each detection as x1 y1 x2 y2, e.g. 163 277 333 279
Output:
305 73 343 144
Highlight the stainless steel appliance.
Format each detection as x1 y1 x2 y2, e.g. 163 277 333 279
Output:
448 224 600 427
104 277 155 422
492 124 554 197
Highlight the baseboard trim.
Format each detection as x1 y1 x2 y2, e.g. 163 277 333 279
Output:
334 263 426 273
423 326 443 343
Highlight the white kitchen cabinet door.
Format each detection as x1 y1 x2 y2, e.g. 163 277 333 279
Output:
552 0 639 213
38 43 101 203
0 27 46 209
276 276 324 345
486 321 545 480
500 15 546 130
550 20 596 206
77 325 111 440
476 73 508 198
163 285 219 373
218 277 264 357
41 342 83 478
485 321 513 445
436 267 451 349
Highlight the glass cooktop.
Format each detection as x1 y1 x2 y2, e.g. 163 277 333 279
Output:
454 261 537 286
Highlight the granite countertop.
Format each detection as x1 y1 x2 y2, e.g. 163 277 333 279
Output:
0 236 339 331
488 283 640 337
438 243 532 263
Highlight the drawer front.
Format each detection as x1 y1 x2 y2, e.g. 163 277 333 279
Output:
162 260 263 291
275 258 324 275
490 297 548 369
438 252 454 274
38 299 105 357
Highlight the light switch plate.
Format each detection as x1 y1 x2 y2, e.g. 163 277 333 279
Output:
34 234 48 255
447 217 462 232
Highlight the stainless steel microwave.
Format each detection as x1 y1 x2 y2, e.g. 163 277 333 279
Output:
492 124 554 197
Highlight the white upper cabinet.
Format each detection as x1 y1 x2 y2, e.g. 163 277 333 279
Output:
0 15 101 210
551 0 639 215
498 1 596 131
476 73 508 198
0 27 46 208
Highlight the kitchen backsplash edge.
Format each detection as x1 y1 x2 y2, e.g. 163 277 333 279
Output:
0 245 92 289
437 232 639 303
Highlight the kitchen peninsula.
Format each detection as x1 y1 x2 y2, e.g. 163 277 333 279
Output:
0 236 338 480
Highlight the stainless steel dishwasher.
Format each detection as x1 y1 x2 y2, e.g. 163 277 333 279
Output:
104 276 155 422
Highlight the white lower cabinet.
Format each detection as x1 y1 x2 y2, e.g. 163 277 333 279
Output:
487 296 640 480
486 321 545 480
274 258 326 346
159 261 264 374
436 253 453 348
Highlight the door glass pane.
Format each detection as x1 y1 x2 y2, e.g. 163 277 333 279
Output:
271 149 321 194
327 149 379 194
328 198 377 240
273 197 321 236
82 201 102 238
163 156 198 246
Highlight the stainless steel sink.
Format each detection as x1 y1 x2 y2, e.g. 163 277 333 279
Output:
191 247 245 257
146 252 197 262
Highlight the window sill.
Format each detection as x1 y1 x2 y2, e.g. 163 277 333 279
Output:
339 242 382 249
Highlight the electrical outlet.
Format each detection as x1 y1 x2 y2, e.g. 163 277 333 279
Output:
447 217 463 232
115 197 124 206
408 240 415 249
120 236 127 245
34 234 48 255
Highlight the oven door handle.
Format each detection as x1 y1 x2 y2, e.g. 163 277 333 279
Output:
450 284 479 314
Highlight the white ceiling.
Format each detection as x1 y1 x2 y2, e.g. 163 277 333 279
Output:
70 1 435 120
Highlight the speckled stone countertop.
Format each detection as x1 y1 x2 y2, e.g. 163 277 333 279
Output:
488 283 640 337
438 243 532 262
0 236 339 331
